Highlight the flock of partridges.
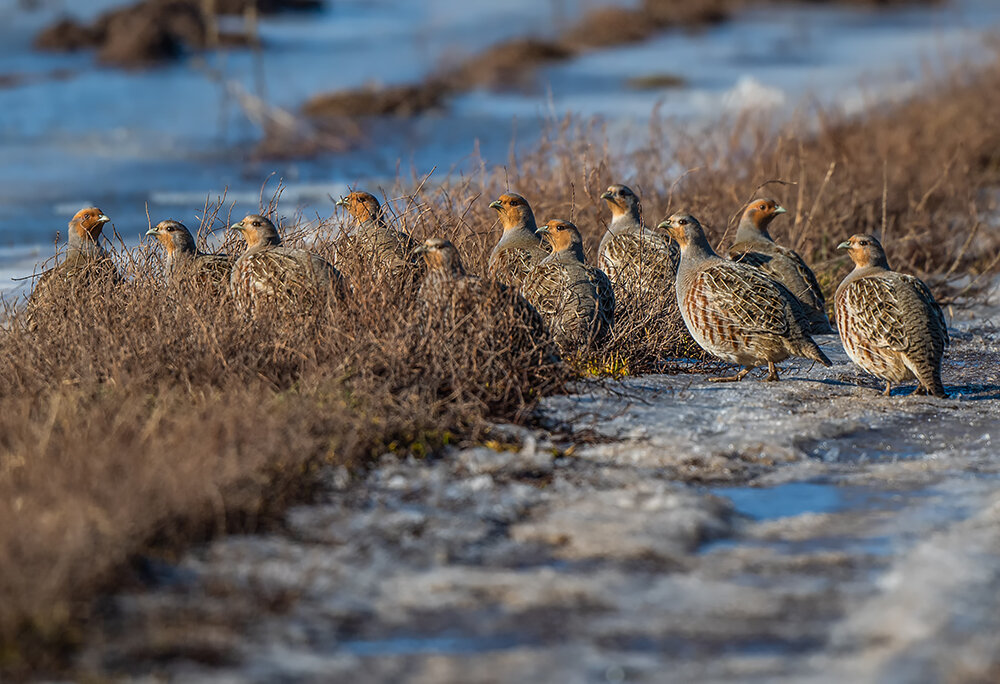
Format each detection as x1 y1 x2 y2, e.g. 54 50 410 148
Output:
24 185 949 397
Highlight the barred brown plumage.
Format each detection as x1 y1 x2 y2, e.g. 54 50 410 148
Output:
728 198 833 335
597 184 679 297
835 234 949 397
336 190 421 281
229 214 346 312
521 219 615 352
661 212 831 381
487 193 548 289
146 220 230 290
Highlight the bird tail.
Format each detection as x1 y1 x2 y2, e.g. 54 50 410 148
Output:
799 337 832 367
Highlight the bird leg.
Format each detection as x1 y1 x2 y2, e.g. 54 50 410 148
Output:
911 384 927 396
882 381 892 397
710 367 752 383
764 362 780 382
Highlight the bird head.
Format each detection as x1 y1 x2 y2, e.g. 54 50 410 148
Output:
599 184 640 220
145 220 196 256
838 234 890 269
488 193 535 232
231 214 281 247
658 213 706 250
537 219 584 255
336 191 383 224
415 237 465 275
69 207 111 243
739 198 786 238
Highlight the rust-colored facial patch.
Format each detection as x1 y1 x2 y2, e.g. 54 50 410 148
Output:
490 193 531 231
70 207 108 241
342 191 382 223
742 198 781 229
543 219 577 252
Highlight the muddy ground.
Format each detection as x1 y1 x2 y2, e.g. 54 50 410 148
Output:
75 315 1000 683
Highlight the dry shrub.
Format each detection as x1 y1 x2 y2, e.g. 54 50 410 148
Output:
0 205 565 672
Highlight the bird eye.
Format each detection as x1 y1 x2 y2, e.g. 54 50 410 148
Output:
679 219 688 225
252 221 261 227
759 203 768 210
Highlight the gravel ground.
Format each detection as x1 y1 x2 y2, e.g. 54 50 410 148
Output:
75 318 1000 684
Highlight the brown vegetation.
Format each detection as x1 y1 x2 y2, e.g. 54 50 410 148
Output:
301 0 939 121
33 0 321 66
2 48 1000 678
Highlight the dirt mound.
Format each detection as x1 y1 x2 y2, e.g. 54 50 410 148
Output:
33 0 322 66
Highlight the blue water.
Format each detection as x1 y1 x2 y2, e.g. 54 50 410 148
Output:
1 0 999 300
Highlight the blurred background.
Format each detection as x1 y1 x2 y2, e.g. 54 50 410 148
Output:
1 0 998 298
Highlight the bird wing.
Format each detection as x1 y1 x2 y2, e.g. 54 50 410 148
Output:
692 262 792 336
590 265 616 328
520 260 569 322
604 232 678 292
900 274 950 351
838 276 911 353
489 247 535 288
731 243 825 309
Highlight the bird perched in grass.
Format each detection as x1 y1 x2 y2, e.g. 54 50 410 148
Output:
835 234 948 397
145 220 230 289
488 193 547 289
415 237 484 311
660 212 831 381
416 237 554 359
29 207 120 309
336 191 420 280
230 214 345 311
597 184 679 298
521 219 615 351
728 198 832 335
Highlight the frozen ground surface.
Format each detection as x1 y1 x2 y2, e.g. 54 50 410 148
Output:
74 310 1000 683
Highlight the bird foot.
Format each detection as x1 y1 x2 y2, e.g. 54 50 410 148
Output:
764 363 780 382
709 368 751 383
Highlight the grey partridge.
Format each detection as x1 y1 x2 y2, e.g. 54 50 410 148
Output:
660 212 831 381
728 198 833 335
835 234 948 397
487 193 547 289
29 207 121 309
230 214 345 311
521 219 615 352
336 191 420 281
597 184 679 298
146 220 230 289
416 237 553 358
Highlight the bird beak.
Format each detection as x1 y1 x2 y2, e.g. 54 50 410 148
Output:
145 227 159 236
230 222 244 232
536 226 551 238
97 214 111 224
600 191 612 201
489 200 502 211
774 205 787 215
414 244 428 255
335 197 347 206
656 220 676 239
837 240 851 250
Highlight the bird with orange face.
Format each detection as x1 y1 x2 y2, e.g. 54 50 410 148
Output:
229 214 346 312
145 220 230 289
336 190 420 281
835 234 948 397
660 212 830 382
521 219 615 352
728 198 832 335
29 207 120 309
487 193 547 289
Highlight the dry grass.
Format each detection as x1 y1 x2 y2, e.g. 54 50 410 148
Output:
2 49 1000 678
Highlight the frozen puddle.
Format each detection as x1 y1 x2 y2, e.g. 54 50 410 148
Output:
77 328 1000 682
